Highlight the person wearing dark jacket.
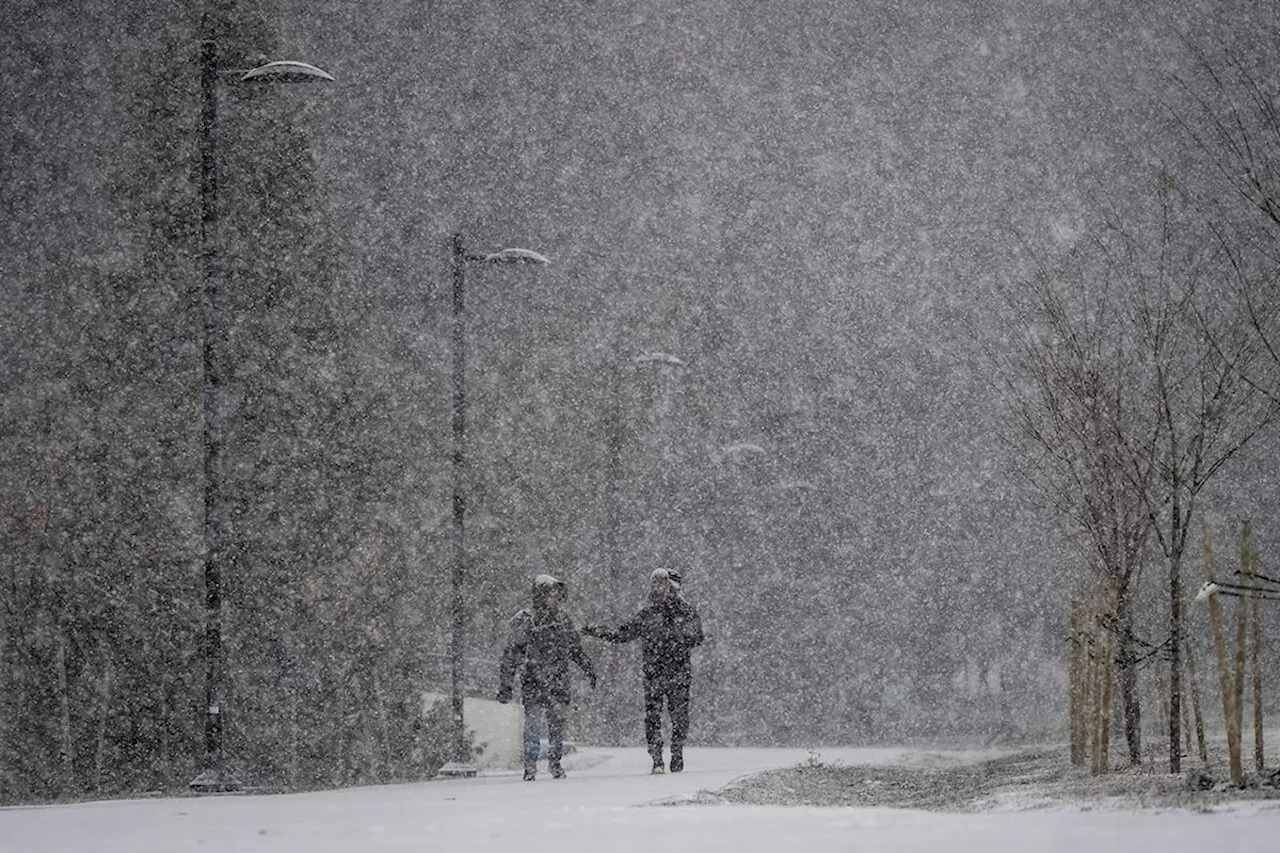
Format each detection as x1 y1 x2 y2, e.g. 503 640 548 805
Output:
583 567 704 774
497 574 597 781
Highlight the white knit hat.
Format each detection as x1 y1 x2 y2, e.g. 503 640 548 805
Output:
651 567 682 590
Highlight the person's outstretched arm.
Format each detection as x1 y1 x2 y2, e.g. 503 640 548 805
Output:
582 610 644 643
565 617 598 688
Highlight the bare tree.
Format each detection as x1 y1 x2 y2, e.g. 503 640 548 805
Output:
1165 40 1280 777
1003 239 1159 768
1175 39 1280 402
1004 177 1279 773
1175 39 1280 238
1102 181 1277 774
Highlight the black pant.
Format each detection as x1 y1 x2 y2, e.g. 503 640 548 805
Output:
643 676 690 758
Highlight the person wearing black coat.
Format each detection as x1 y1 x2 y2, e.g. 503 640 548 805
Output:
497 574 597 781
583 568 704 773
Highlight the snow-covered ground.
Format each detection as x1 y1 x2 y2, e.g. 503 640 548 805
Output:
4 747 1278 853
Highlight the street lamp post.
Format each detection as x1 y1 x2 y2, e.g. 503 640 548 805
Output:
436 234 550 779
190 38 334 795
597 351 686 738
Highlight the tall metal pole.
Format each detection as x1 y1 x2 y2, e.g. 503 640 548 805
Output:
190 37 334 794
449 233 471 769
603 357 626 739
436 238 546 777
197 35 231 792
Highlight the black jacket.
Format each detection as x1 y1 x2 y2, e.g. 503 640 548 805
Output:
585 597 704 684
498 606 596 705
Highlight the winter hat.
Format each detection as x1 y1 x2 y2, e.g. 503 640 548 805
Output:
651 567 682 591
532 571 568 604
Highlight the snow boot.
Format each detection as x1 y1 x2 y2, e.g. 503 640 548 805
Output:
523 764 537 781
549 761 566 779
669 749 684 773
649 745 665 774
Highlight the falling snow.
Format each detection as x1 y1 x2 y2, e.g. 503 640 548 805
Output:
3 1 1280 848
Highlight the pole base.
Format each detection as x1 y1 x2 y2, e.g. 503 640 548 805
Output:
189 767 244 794
435 761 478 779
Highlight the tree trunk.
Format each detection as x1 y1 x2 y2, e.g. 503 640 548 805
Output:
1180 668 1194 758
1232 558 1249 780
1184 639 1208 764
1090 645 1104 774
1252 591 1264 772
1176 573 1209 765
1114 583 1142 765
1155 661 1170 766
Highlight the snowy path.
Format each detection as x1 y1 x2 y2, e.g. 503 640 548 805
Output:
4 746 1279 853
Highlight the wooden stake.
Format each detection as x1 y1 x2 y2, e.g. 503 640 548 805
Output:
1069 597 1084 766
1252 594 1264 772
1098 589 1113 773
1233 523 1250 781
1081 584 1114 776
1086 592 1102 775
1242 523 1264 772
1204 523 1243 786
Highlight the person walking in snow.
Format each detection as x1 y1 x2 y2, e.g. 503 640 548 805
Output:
582 567 704 774
497 573 598 781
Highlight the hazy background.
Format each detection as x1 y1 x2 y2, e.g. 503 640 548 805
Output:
2 0 1277 800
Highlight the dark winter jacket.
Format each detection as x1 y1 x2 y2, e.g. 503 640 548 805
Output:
585 597 704 685
498 605 596 705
